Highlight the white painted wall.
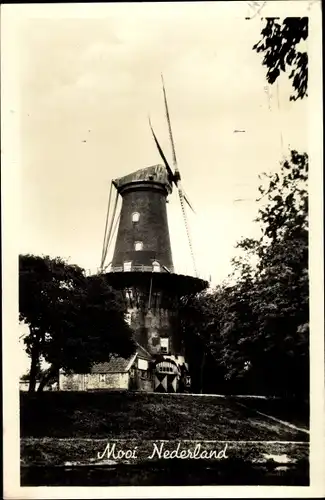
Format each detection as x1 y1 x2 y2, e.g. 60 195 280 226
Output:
59 372 129 391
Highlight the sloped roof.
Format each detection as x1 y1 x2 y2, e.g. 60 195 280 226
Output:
91 352 137 374
136 342 153 361
113 165 172 193
90 343 153 374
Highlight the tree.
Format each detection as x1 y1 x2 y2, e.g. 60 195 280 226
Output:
220 150 308 398
19 255 136 391
182 19 312 397
253 17 308 100
180 150 308 399
250 17 308 396
179 291 223 394
19 255 84 391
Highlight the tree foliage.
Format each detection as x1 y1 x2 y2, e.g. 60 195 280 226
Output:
229 151 308 398
179 291 224 393
253 17 308 100
181 151 308 399
19 255 136 391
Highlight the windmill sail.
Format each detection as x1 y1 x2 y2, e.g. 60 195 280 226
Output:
149 117 175 184
161 75 195 213
160 75 198 277
182 189 196 214
100 182 119 271
161 74 178 171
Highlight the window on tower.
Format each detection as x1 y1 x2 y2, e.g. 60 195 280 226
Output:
160 338 169 354
123 261 132 272
132 212 140 223
152 261 161 273
134 241 143 251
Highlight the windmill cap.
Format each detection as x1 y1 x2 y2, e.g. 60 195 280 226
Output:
113 164 173 194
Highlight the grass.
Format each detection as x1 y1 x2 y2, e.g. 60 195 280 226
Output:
20 391 308 442
20 392 309 486
231 396 309 430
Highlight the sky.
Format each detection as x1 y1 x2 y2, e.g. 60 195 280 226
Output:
3 2 312 374
17 2 309 284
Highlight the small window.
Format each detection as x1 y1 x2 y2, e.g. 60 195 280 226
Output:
134 241 143 251
161 338 169 354
152 261 161 273
123 261 132 272
132 212 140 223
138 358 148 371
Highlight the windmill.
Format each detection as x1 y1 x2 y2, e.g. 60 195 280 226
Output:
100 76 198 278
99 76 208 393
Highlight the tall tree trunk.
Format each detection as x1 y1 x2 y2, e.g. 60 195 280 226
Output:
28 334 40 392
37 364 59 392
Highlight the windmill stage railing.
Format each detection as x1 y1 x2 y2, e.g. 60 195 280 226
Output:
110 265 171 273
105 264 211 282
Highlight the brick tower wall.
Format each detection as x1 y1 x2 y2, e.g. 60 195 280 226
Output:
122 285 183 357
127 306 182 357
112 186 174 271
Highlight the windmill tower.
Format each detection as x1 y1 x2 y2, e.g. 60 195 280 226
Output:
100 77 208 393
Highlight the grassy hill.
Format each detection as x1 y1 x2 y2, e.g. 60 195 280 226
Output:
20 391 309 486
20 391 308 441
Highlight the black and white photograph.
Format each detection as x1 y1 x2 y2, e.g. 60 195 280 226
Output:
2 1 324 497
